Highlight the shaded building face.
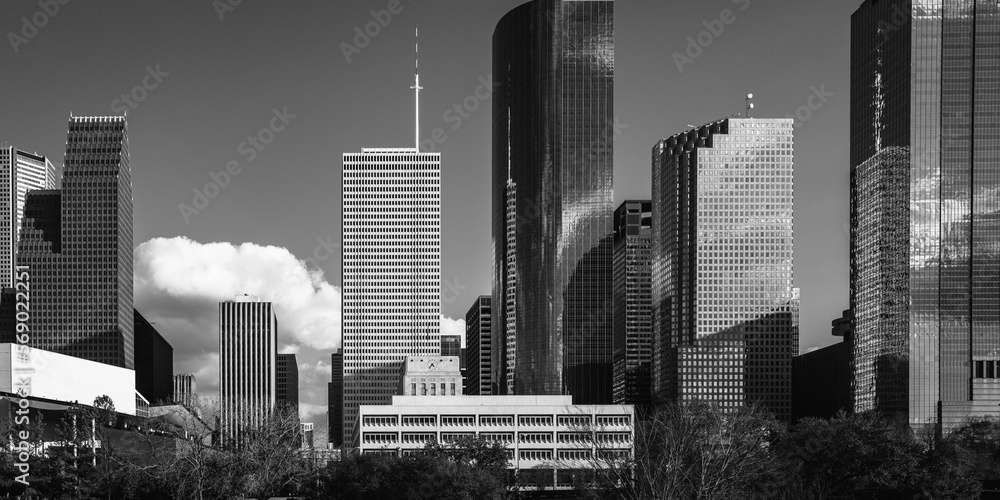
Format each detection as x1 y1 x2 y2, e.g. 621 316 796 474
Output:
652 119 797 421
465 296 491 396
492 0 615 404
851 0 1000 431
17 116 134 369
613 201 652 406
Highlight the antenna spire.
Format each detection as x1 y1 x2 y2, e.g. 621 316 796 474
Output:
410 24 423 150
745 93 754 118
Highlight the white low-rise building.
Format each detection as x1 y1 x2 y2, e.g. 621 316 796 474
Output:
356 395 634 489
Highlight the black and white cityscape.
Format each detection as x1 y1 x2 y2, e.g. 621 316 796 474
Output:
1 0 1000 498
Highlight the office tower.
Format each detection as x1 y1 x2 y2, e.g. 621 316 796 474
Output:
276 353 299 414
612 200 653 406
465 295 492 396
219 295 277 442
492 0 615 404
441 334 461 357
651 118 798 421
174 374 197 407
851 0 1000 432
17 115 134 369
0 147 55 288
792 310 853 422
328 348 343 447
134 309 173 404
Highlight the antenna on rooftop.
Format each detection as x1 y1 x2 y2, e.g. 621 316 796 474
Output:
745 93 754 118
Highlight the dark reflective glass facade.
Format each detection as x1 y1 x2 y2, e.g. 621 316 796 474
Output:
18 116 134 369
651 119 798 421
492 0 614 404
851 0 1000 431
613 200 652 406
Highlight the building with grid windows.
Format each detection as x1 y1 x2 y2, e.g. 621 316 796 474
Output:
219 295 277 443
492 0 615 404
0 147 55 289
355 395 633 490
465 295 492 395
341 148 441 447
613 200 652 406
850 0 1000 433
328 348 343 446
17 115 135 369
441 334 461 357
651 118 798 421
277 353 299 414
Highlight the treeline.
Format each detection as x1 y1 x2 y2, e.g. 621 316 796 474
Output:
0 400 998 499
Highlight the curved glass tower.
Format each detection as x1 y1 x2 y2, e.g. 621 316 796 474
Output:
492 0 615 403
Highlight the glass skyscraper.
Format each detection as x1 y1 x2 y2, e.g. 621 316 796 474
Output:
851 0 1000 432
341 148 441 446
492 0 615 404
18 115 134 369
651 118 798 422
613 200 653 406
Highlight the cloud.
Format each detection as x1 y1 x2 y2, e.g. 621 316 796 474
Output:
441 315 466 347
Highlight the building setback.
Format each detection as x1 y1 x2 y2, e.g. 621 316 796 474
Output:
134 309 173 405
651 118 798 422
492 0 615 404
277 353 299 415
465 295 492 395
613 200 653 407
850 0 1000 432
18 115 134 369
219 295 277 442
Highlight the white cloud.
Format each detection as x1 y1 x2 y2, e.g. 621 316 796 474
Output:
441 315 466 347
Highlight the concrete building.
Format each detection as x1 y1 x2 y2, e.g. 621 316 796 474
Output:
398 355 463 397
219 295 277 442
174 374 197 407
356 395 634 490
0 146 55 288
465 296 492 395
134 309 173 405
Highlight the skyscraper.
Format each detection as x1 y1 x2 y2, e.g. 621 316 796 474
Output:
492 0 615 404
134 309 173 404
219 295 277 442
851 0 1000 432
341 32 442 444
0 147 55 288
441 334 461 357
276 353 299 415
651 118 798 421
328 348 343 447
465 295 492 395
613 200 653 406
18 115 134 369
174 373 197 407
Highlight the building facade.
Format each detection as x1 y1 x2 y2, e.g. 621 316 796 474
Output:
465 295 492 395
341 148 441 446
174 374 197 407
492 0 615 404
17 115 134 369
356 395 634 490
652 118 798 421
277 353 299 415
851 0 1000 432
219 295 277 442
329 348 343 447
792 310 854 422
134 309 173 405
397 355 463 398
613 200 653 406
0 147 55 288
441 334 461 357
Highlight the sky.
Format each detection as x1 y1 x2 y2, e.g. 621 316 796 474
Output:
0 0 858 434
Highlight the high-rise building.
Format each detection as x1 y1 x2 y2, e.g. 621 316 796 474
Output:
328 348 343 447
134 309 173 405
174 373 197 407
465 295 492 396
18 115 134 369
0 147 55 288
492 0 615 404
851 0 1000 432
341 146 441 445
651 118 798 421
792 310 853 422
441 334 461 357
613 200 652 406
219 295 277 442
276 353 299 415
